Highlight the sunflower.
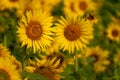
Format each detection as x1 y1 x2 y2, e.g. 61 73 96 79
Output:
17 0 41 16
85 46 110 73
17 10 54 53
0 58 21 80
54 14 93 53
106 23 120 42
26 57 63 80
63 0 78 16
75 0 96 15
0 0 22 10
0 44 11 58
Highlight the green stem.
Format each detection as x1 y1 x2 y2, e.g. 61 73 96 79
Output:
22 46 27 80
74 51 79 80
75 53 78 72
22 52 25 80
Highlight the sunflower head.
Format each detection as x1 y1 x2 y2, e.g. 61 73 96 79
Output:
17 10 54 53
75 0 96 15
17 0 42 16
0 0 22 10
26 57 63 80
63 0 78 16
54 14 93 53
85 46 110 73
0 69 10 80
0 58 21 80
106 23 120 42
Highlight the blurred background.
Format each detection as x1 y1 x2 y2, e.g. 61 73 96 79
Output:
0 0 120 80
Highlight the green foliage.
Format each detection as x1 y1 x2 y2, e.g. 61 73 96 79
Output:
23 72 47 80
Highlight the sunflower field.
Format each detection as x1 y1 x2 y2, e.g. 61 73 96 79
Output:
0 0 120 80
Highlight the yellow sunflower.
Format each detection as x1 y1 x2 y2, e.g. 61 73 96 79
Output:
63 0 79 16
0 0 22 10
85 46 110 73
17 0 41 16
75 0 96 15
26 57 63 80
106 23 120 42
17 10 54 53
0 44 11 58
0 58 21 80
39 0 60 7
54 14 93 53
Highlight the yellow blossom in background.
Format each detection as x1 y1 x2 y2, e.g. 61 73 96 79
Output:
39 0 61 16
0 0 22 10
63 0 78 16
54 14 93 53
17 10 54 53
0 58 21 80
0 44 11 58
17 0 41 16
106 23 120 43
75 0 96 16
85 46 110 73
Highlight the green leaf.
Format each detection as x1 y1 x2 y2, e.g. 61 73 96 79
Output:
24 72 47 80
102 77 113 80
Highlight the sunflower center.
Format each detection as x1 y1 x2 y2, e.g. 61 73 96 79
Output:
26 21 42 40
90 53 99 63
0 69 11 80
64 24 81 41
79 1 88 11
112 29 119 37
9 0 18 2
40 0 45 5
34 66 58 80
